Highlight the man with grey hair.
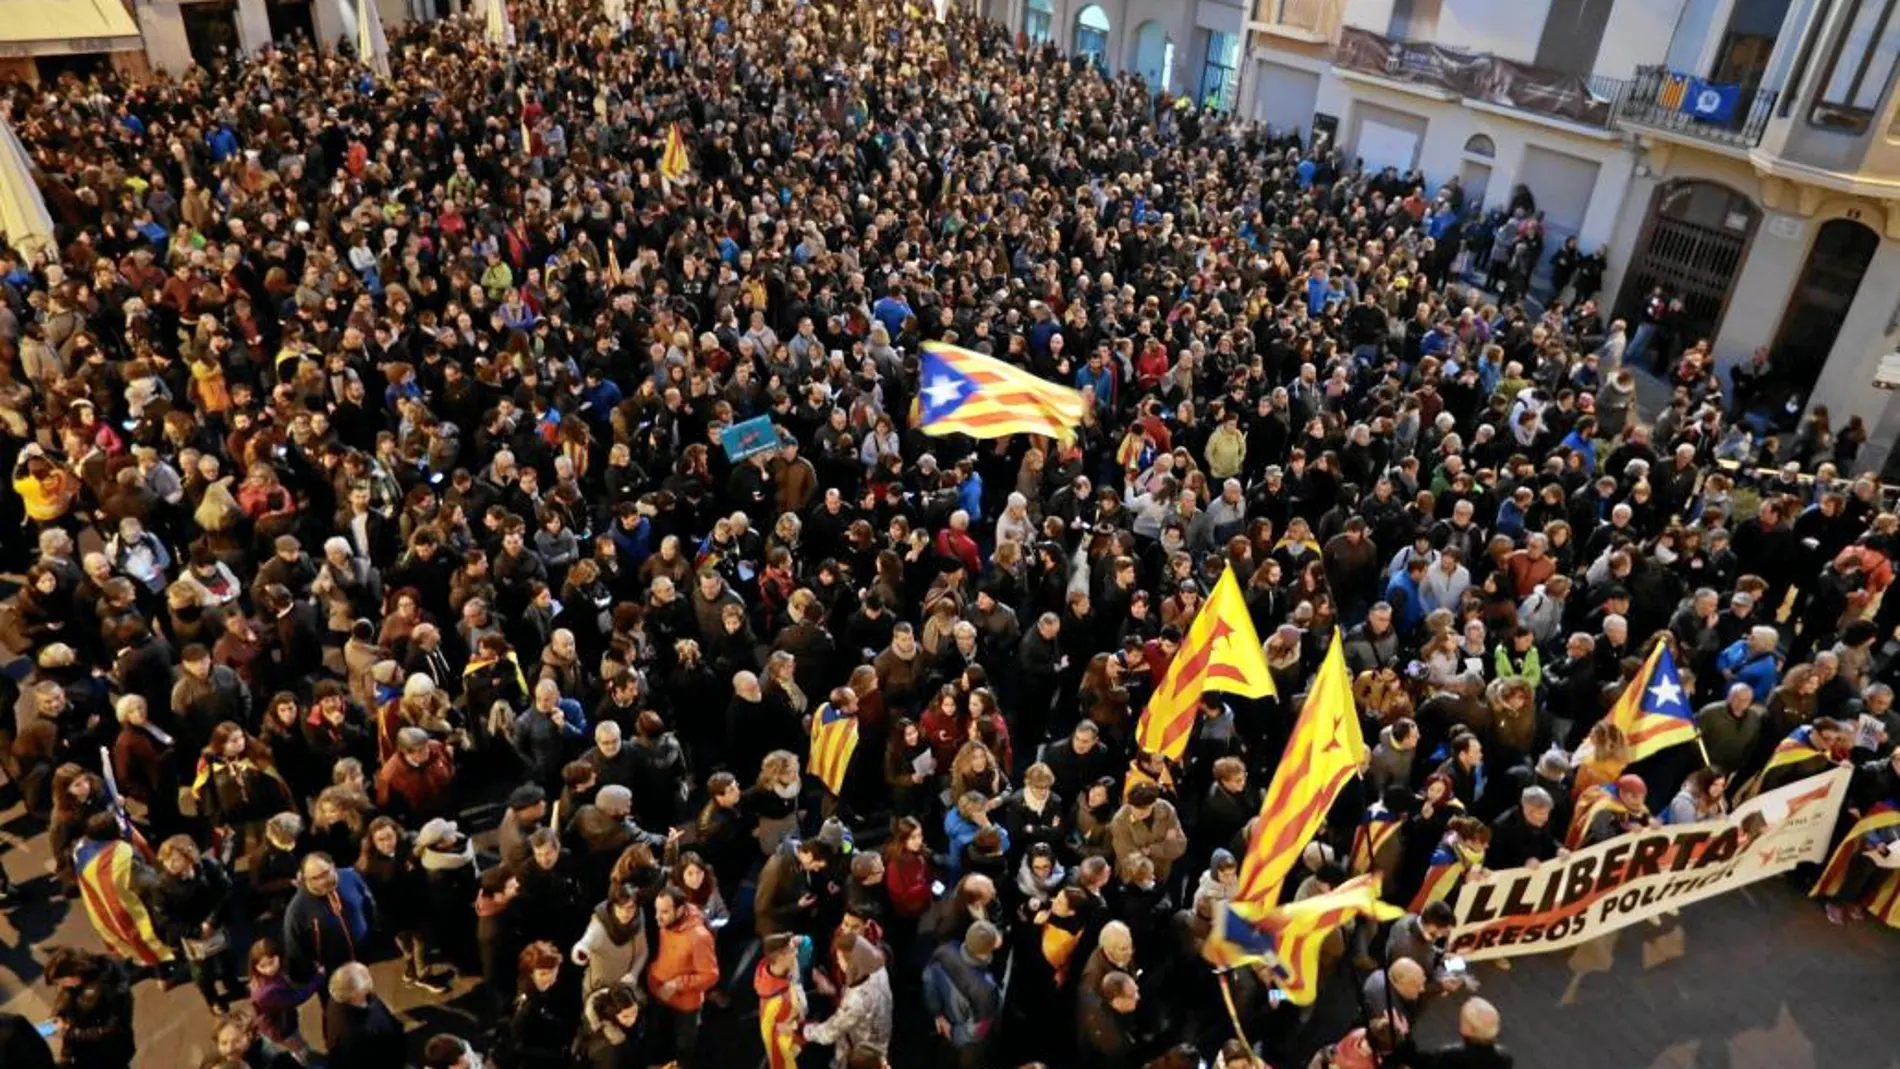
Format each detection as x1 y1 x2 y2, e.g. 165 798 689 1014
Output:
324 962 405 1069
1696 681 1766 773
1489 784 1563 869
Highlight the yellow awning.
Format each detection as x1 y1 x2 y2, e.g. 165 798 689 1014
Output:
0 0 143 57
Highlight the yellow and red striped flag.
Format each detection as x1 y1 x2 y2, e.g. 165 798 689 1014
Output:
605 239 623 287
755 957 806 1069
1234 629 1367 907
916 340 1089 442
809 701 860 796
1203 875 1400 1005
1136 565 1274 761
661 122 691 182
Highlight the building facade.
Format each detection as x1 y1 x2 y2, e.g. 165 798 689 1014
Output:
1232 0 1900 477
5 0 428 83
965 0 1253 109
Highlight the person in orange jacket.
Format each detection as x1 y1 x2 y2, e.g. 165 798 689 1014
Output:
648 885 720 1069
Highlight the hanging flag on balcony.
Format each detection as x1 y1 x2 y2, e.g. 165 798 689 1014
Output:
1683 79 1741 123
1657 71 1692 111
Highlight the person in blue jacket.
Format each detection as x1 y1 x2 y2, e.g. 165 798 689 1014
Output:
1717 625 1783 703
943 791 1011 877
282 852 377 991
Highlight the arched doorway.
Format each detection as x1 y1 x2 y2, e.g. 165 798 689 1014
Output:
1130 20 1173 94
1075 5 1111 70
1458 134 1495 217
1613 179 1761 348
1772 217 1879 405
1024 0 1053 45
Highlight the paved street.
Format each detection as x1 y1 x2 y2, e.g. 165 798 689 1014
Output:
4 790 1898 1069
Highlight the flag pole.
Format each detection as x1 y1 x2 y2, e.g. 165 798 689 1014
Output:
1216 967 1254 1052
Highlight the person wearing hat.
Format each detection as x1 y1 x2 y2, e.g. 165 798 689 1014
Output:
1571 774 1655 849
498 784 549 872
568 783 667 905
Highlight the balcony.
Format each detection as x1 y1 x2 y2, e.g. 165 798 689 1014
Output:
1614 65 1779 152
1332 26 1621 130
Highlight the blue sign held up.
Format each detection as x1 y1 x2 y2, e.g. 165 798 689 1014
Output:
1682 79 1740 123
721 415 783 463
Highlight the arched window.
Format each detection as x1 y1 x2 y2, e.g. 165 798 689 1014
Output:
1131 20 1173 94
1075 4 1111 70
1024 0 1053 45
1463 134 1496 158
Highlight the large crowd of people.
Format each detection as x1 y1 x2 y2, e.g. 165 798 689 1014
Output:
1 2 1897 1068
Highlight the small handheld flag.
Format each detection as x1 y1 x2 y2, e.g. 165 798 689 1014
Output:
661 122 691 182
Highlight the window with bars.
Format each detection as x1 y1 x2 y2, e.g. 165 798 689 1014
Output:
1199 30 1241 112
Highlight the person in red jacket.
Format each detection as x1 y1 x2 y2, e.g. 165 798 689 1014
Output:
373 727 457 823
648 886 720 1069
882 816 936 925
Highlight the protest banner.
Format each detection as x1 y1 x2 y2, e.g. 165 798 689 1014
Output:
720 415 781 463
1446 767 1851 961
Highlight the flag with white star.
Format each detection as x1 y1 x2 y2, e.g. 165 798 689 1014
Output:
1608 640 1699 762
915 340 1088 443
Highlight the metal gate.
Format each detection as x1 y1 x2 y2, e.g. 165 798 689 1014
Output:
1613 180 1760 347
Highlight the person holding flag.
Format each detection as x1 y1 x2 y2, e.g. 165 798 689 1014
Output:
914 340 1089 443
1233 630 1368 909
661 122 692 184
1135 565 1275 765
1607 638 1701 763
810 687 862 818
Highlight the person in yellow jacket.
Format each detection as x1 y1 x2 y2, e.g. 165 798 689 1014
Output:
1204 410 1247 480
13 448 80 526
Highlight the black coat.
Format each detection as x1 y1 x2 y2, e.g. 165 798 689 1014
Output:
0 1014 56 1069
323 997 406 1069
53 958 135 1069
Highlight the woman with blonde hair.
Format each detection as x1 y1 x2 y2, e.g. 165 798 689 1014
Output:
747 750 804 855
949 740 1008 803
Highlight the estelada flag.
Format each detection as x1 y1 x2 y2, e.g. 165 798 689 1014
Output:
606 239 623 287
1606 640 1698 762
1409 836 1485 913
1348 805 1403 876
1203 875 1400 1006
916 340 1089 443
809 701 860 797
75 838 173 966
1234 629 1367 907
1565 779 1643 850
1135 565 1274 761
1267 875 1402 1004
1812 802 1900 927
1737 724 1834 801
661 122 691 182
754 955 806 1069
